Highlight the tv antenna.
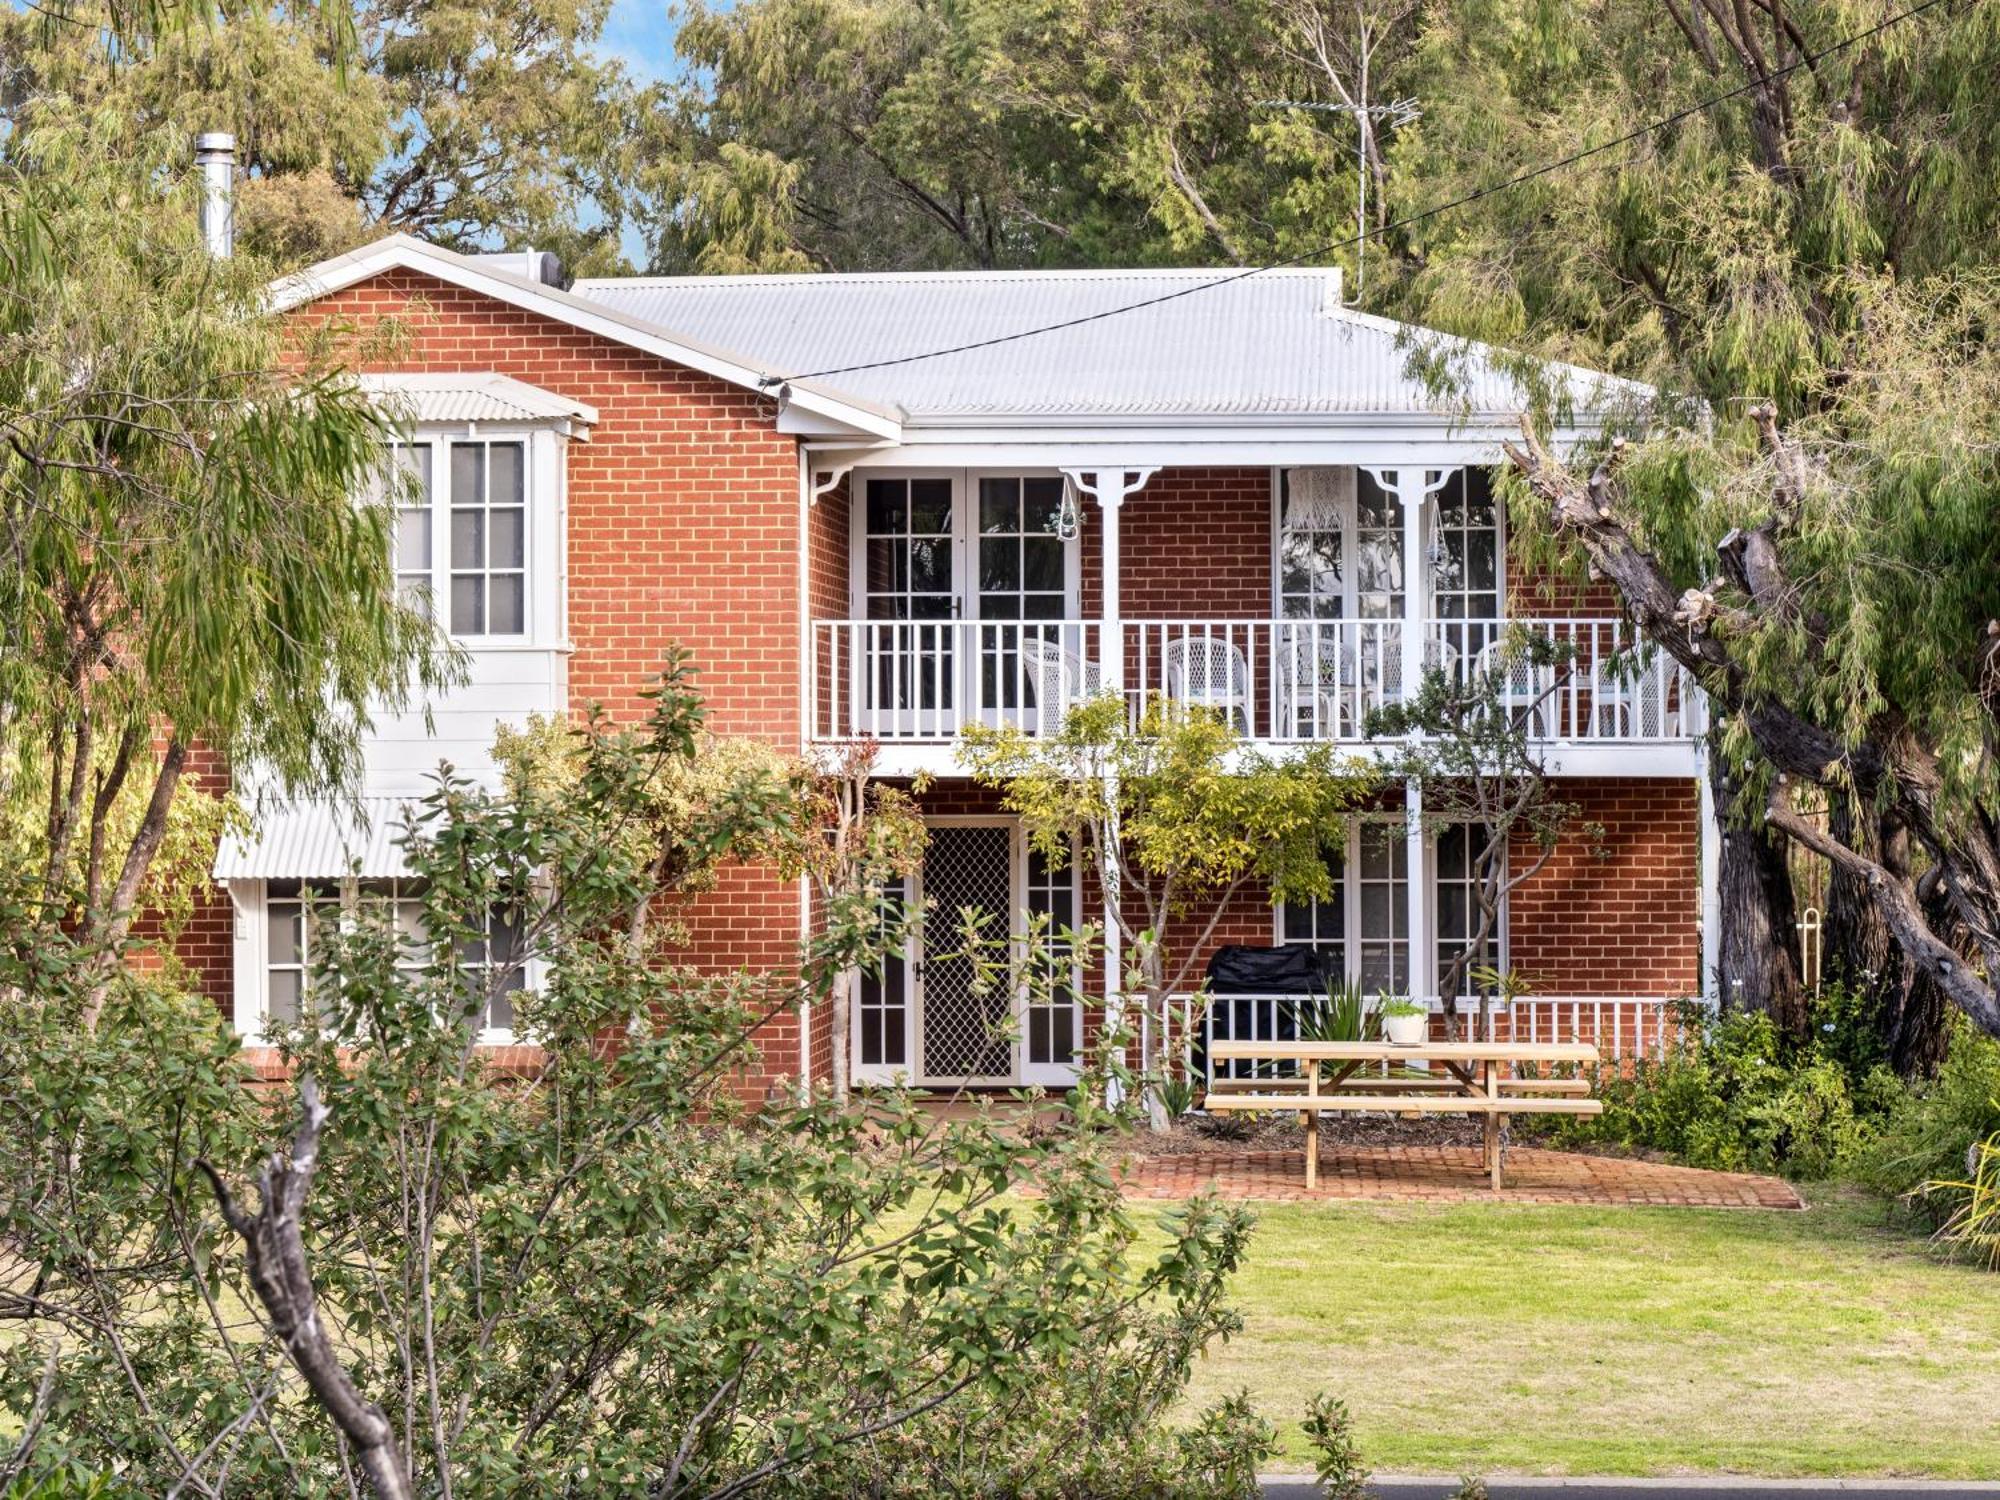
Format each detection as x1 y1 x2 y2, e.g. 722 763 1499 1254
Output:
1256 94 1420 303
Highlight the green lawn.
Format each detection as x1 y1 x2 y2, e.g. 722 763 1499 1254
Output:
1159 1190 2000 1478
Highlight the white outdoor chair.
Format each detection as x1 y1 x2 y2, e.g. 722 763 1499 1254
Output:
1164 635 1252 733
1279 624 1354 739
1470 637 1554 738
1592 652 1670 738
1020 635 1101 736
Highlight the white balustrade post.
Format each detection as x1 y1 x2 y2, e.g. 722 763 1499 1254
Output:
1061 467 1158 1106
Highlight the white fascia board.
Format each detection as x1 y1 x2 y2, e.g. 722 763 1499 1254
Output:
268 235 904 443
802 416 1607 471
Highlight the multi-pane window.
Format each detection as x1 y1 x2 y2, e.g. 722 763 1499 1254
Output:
1276 821 1406 995
1355 823 1409 994
1429 469 1502 666
1353 472 1404 622
856 875 910 1069
387 444 435 611
1023 843 1078 1068
1434 824 1501 1000
264 879 519 1037
265 879 340 1025
449 441 527 636
978 477 1067 714
1279 843 1347 971
457 908 525 1034
1277 468 1349 619
375 437 529 639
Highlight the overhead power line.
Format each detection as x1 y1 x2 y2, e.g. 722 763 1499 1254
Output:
760 0 1960 390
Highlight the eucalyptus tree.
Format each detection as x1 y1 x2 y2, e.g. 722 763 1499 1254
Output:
0 114 449 1021
0 0 641 271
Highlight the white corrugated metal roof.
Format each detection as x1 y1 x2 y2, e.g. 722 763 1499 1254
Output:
569 267 1633 424
214 798 426 880
358 372 599 430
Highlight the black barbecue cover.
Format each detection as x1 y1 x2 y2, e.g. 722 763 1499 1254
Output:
1203 944 1334 995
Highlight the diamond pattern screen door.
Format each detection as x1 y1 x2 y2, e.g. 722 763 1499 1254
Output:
919 823 1015 1083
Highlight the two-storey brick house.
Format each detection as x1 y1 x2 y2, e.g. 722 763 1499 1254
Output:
196 232 1720 1094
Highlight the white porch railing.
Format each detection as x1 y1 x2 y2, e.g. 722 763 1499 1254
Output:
807 617 1705 746
1182 992 1686 1088
809 619 1111 741
1427 617 1707 741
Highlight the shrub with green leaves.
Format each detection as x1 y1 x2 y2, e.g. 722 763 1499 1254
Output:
0 665 1286 1497
1539 997 1899 1180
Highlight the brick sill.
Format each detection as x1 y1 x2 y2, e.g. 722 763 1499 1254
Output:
238 1043 548 1083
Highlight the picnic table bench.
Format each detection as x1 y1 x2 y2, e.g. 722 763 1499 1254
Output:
1204 1039 1603 1191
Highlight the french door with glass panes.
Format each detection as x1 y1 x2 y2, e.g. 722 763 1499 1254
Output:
853 473 1078 735
1275 467 1501 703
850 819 1083 1087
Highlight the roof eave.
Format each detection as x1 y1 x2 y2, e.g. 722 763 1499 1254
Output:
267 235 904 443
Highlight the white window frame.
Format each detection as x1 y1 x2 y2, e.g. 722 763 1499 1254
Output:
229 877 533 1046
847 469 1083 623
376 426 563 649
1274 816 1507 1000
1268 467 1506 621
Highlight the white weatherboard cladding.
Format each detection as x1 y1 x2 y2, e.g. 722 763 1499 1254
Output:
571 267 1638 424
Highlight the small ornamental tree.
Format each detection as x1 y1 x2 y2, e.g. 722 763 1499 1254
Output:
961 694 1380 1131
0 665 1290 1497
1366 630 1600 1039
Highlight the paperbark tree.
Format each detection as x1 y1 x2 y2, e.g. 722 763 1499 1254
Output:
1504 372 2000 1045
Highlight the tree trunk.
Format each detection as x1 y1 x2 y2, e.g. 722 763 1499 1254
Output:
1709 742 1805 1032
1823 803 1954 1077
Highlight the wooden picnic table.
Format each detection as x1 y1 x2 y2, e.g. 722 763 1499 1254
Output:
1204 1039 1603 1191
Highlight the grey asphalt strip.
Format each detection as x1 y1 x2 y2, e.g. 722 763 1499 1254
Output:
1261 1479 2000 1500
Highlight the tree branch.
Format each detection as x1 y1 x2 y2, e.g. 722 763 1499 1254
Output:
198 1078 413 1500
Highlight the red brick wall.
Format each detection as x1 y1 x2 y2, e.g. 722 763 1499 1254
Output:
1080 468 1272 620
294 268 803 735
1506 778 1700 996
283 269 813 1092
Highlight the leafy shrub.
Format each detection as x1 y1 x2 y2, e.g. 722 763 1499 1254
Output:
1302 1393 1370 1500
0 667 1294 1497
1539 997 1896 1179
1853 1020 2000 1214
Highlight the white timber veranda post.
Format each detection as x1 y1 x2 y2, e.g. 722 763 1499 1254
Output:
1696 739 1722 1007
1391 467 1452 1013
1063 467 1157 1105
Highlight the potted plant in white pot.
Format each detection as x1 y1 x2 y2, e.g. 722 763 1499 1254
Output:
1377 993 1429 1046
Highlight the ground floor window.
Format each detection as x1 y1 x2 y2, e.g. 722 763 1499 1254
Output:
237 877 526 1043
1276 818 1499 999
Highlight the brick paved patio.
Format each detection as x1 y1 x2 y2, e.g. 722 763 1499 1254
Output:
1112 1146 1804 1208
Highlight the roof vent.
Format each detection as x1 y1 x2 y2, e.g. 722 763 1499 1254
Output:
468 248 565 287
195 131 235 259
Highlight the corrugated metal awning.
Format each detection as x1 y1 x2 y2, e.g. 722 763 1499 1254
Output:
214 798 426 881
358 372 599 433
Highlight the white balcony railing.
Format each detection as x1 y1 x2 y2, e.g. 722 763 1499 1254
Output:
808 617 1704 746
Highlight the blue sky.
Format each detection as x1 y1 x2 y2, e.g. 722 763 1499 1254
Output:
599 0 688 84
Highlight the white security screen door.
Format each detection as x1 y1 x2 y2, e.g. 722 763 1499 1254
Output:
849 822 1083 1087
